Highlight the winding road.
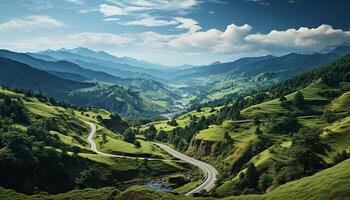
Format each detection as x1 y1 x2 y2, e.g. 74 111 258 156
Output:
85 122 219 196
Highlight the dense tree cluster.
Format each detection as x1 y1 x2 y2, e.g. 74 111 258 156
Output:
99 114 129 133
122 128 141 147
0 95 29 124
167 119 178 126
274 128 329 186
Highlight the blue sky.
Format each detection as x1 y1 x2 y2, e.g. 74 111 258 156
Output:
0 0 349 66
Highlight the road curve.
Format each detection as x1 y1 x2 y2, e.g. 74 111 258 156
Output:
154 143 219 195
85 122 219 196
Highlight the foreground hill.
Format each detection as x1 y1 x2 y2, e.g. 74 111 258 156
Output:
1 158 349 200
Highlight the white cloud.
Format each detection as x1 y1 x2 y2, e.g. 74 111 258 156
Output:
245 24 350 51
99 4 127 16
139 23 252 53
0 15 64 32
137 23 350 56
98 0 200 17
175 17 202 32
103 18 120 22
124 16 178 27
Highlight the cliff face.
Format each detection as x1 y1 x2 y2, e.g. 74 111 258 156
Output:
186 139 217 158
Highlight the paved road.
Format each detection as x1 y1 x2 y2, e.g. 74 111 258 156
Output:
85 122 219 196
154 143 219 195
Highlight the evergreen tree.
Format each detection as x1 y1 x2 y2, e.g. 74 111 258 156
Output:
245 163 259 188
145 124 157 140
293 91 305 108
123 129 136 144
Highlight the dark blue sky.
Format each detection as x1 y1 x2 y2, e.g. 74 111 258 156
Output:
196 0 350 32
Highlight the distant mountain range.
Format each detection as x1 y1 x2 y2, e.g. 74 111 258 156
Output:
0 49 178 116
170 45 350 103
1 45 349 115
0 57 93 96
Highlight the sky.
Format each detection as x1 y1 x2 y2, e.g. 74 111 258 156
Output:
0 0 349 66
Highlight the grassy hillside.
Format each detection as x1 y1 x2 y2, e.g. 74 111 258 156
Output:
138 54 350 198
0 87 184 194
68 84 174 117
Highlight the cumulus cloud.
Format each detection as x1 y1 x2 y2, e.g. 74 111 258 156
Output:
245 24 350 51
136 24 350 56
175 17 202 32
139 23 252 53
0 15 64 32
99 4 128 16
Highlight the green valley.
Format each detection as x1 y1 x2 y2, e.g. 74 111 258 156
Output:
0 3 349 199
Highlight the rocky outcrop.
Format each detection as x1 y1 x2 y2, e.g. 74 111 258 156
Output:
186 139 217 158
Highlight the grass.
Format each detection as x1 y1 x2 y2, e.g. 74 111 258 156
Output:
171 179 202 194
228 158 350 200
94 133 172 159
321 115 350 162
329 91 350 112
241 82 334 118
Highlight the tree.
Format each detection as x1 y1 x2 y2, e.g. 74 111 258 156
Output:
75 168 99 188
71 146 80 157
253 118 261 125
223 131 234 145
145 124 157 140
255 126 263 135
167 119 178 126
293 91 305 108
258 173 272 192
269 116 300 134
245 163 259 188
101 132 108 144
123 129 136 144
279 95 287 102
333 150 349 164
156 130 168 142
289 128 329 173
134 140 141 148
